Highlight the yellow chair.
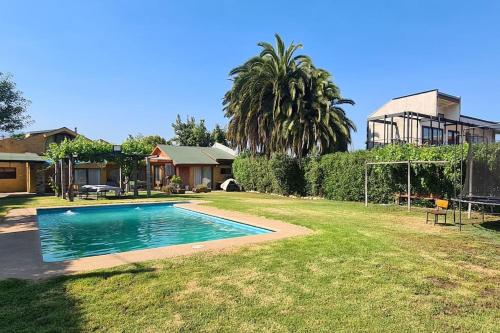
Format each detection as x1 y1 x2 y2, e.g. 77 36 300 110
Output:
426 199 449 225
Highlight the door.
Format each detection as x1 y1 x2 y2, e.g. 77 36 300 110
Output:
178 167 190 189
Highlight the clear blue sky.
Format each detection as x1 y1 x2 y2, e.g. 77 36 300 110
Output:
1 0 499 149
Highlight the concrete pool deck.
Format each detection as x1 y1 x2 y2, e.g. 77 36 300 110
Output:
0 201 311 280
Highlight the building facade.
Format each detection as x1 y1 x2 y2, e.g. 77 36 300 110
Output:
366 90 498 149
0 128 79 193
0 127 118 193
149 143 236 190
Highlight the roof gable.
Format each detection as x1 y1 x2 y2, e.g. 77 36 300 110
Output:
26 127 78 138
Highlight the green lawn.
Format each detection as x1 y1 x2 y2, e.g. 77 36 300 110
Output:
0 192 498 332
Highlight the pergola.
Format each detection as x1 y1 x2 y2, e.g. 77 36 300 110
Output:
53 146 152 201
364 160 449 211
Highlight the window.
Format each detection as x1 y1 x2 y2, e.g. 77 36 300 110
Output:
165 164 175 176
422 126 443 145
422 126 431 144
448 130 459 145
220 167 232 175
75 169 87 185
88 169 101 185
0 167 16 179
432 128 443 145
74 168 101 185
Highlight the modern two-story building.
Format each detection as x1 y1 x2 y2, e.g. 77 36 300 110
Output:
366 90 499 149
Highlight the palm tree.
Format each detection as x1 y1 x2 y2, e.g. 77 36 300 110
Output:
223 34 355 157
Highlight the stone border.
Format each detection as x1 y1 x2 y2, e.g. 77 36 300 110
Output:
0 201 311 279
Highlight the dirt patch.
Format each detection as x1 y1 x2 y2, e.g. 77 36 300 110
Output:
426 276 456 289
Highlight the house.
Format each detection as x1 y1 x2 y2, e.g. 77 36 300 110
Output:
366 90 499 149
0 127 78 193
0 127 117 193
149 143 236 190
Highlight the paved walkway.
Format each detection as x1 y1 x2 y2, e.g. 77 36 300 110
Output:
0 201 311 280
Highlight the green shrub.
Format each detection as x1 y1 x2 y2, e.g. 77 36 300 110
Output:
303 151 322 196
232 144 471 204
233 154 304 195
269 153 305 196
320 144 466 203
320 150 369 201
232 157 254 190
232 155 273 193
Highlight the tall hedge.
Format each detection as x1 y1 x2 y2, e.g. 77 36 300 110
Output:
233 153 305 195
232 144 474 203
320 144 465 203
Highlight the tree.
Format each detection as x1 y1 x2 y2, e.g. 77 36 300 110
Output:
0 73 32 133
211 124 228 146
223 34 355 157
138 135 167 149
170 115 211 146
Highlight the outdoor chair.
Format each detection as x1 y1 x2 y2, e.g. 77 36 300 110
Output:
426 199 449 225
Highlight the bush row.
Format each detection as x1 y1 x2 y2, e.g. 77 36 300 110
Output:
232 153 305 196
232 144 467 203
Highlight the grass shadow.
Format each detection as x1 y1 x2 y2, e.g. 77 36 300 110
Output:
477 219 500 232
0 264 156 332
0 276 83 332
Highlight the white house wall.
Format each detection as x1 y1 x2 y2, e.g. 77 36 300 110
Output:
370 90 438 118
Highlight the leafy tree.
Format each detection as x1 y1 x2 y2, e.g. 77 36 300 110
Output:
223 34 355 157
211 124 228 146
121 135 157 155
0 73 32 133
170 115 211 146
9 133 26 139
142 135 167 148
45 135 112 162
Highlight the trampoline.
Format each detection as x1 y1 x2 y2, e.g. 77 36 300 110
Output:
453 123 500 230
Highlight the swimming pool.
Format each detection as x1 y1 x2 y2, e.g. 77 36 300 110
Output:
37 203 271 262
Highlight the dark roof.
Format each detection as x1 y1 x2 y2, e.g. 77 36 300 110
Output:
460 115 499 125
392 89 438 100
0 152 49 163
26 128 59 135
155 145 235 165
392 89 460 102
26 127 78 137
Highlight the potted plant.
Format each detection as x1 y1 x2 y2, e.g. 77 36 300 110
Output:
170 175 185 194
194 184 211 193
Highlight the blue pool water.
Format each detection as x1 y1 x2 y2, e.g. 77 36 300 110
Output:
37 203 271 262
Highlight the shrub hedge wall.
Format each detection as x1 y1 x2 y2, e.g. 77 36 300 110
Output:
232 144 469 203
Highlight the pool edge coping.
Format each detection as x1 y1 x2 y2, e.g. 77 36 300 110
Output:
0 200 312 280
